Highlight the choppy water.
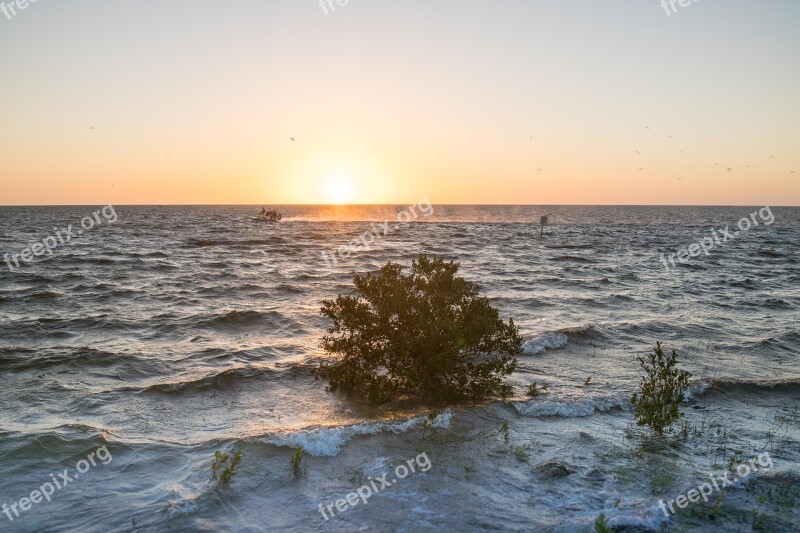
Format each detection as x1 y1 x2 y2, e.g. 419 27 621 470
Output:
0 205 798 532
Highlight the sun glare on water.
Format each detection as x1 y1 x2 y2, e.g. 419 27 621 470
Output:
322 173 356 204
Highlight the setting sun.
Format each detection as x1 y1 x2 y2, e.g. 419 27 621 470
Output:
322 173 356 204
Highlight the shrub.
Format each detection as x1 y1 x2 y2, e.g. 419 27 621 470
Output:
631 342 691 434
318 256 522 403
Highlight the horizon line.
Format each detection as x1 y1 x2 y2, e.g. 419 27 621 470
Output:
1 203 797 208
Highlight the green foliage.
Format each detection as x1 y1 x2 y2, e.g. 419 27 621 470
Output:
318 256 522 403
526 382 549 397
502 420 510 443
630 342 691 434
290 447 304 477
594 513 613 533
211 450 242 485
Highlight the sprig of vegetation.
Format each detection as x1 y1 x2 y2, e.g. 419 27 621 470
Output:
502 420 510 443
631 342 691 434
526 382 549 397
211 450 242 485
594 513 612 533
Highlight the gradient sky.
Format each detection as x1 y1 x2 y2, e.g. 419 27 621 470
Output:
1 0 798 205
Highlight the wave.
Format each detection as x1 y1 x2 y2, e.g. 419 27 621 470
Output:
545 244 593 250
559 324 605 341
548 255 594 263
694 377 800 396
515 393 629 418
523 332 568 355
134 366 280 394
262 410 452 457
186 238 285 248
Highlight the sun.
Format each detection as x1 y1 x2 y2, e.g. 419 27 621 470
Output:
322 173 356 204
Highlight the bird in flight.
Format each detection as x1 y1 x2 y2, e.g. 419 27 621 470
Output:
638 168 643 171
89 126 95 130
290 137 295 141
635 150 640 155
727 168 733 172
679 150 684 154
645 126 650 130
537 168 542 172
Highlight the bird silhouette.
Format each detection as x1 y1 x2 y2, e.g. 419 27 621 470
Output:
290 138 295 141
635 150 640 155
638 168 643 171
537 168 542 172
727 168 733 171
679 150 684 154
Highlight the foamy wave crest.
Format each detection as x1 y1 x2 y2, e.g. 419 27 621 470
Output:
515 394 628 418
523 332 568 355
685 380 712 400
263 410 452 457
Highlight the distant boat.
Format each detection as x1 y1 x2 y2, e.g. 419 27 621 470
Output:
252 209 282 223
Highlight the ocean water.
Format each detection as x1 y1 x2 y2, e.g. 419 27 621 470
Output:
0 205 798 532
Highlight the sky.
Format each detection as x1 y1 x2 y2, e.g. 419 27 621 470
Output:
0 0 798 206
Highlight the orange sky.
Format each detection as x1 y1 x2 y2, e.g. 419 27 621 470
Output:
0 1 798 206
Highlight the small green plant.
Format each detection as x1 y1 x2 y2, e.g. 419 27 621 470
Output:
594 513 612 533
706 493 725 520
526 382 549 397
727 449 745 472
211 450 242 485
630 342 691 434
584 376 592 387
290 447 304 477
502 420 510 443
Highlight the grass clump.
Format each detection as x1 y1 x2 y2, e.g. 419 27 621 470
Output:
290 447 304 477
211 450 242 485
318 255 522 403
526 382 549 397
630 342 691 435
594 513 613 532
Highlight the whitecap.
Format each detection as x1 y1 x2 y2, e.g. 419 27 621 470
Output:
263 410 452 457
523 332 568 355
